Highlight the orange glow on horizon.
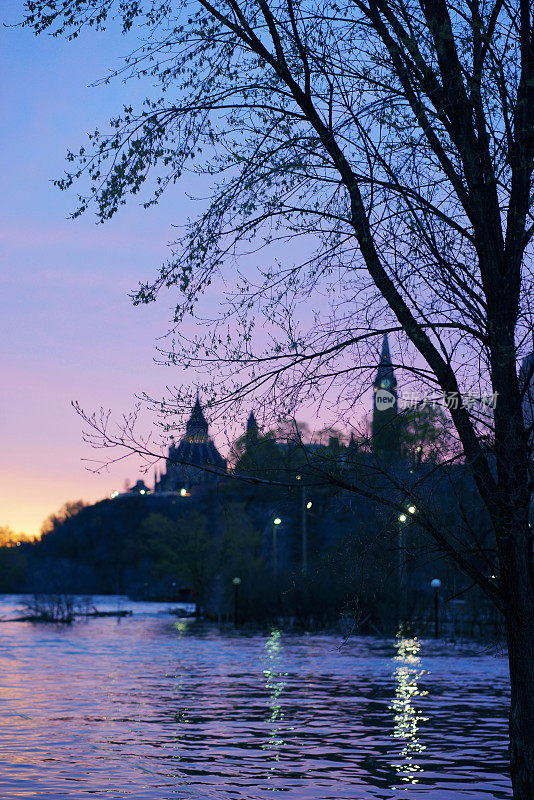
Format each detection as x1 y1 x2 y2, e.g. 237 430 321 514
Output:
0 466 134 541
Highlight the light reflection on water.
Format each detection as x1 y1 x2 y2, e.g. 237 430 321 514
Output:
0 596 511 799
261 628 287 777
389 635 428 789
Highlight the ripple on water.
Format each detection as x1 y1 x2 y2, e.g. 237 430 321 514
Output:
0 596 511 799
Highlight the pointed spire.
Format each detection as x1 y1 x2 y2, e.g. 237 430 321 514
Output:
381 333 391 364
372 332 399 460
375 333 396 388
186 393 209 441
246 411 258 433
347 431 361 460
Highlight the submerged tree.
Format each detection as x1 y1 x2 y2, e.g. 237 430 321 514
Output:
143 510 220 613
21 0 534 795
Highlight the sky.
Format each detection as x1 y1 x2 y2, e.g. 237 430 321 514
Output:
0 3 379 538
0 4 211 536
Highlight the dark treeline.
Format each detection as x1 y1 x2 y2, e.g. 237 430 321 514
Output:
2 428 501 636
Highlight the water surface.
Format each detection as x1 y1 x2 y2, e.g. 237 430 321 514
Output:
0 596 511 799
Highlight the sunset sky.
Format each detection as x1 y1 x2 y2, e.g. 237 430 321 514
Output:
1 4 208 536
1 3 374 538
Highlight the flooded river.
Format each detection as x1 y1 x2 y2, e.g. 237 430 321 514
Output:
0 596 511 799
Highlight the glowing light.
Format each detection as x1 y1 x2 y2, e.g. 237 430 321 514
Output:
140 489 146 495
261 628 286 767
273 517 282 525
306 501 312 509
389 633 428 786
180 488 187 496
408 505 416 514
174 619 189 635
110 490 119 499
399 513 407 523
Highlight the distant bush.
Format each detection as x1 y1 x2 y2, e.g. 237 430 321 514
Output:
19 594 91 623
0 547 27 591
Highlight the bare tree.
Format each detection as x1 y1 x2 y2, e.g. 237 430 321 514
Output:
21 0 534 795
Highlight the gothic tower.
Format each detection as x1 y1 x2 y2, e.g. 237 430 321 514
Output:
245 411 259 443
372 334 400 460
185 394 209 443
154 394 226 492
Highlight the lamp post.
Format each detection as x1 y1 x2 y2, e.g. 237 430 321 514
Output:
396 512 408 628
431 578 441 638
301 484 307 576
272 518 281 579
297 475 313 577
397 504 417 624
300 487 313 577
232 577 241 627
398 513 407 590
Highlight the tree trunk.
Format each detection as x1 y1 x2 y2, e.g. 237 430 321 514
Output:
506 613 534 799
489 324 534 798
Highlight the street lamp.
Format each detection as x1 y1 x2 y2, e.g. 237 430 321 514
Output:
397 512 409 626
273 518 281 578
431 578 441 638
407 505 416 514
296 476 312 576
232 577 241 627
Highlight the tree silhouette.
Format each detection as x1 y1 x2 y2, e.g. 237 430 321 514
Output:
21 0 534 794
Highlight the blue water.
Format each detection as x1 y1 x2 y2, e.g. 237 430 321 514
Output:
0 596 511 799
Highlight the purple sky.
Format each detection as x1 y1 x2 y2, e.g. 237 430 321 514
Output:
0 5 207 536
1 3 378 537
